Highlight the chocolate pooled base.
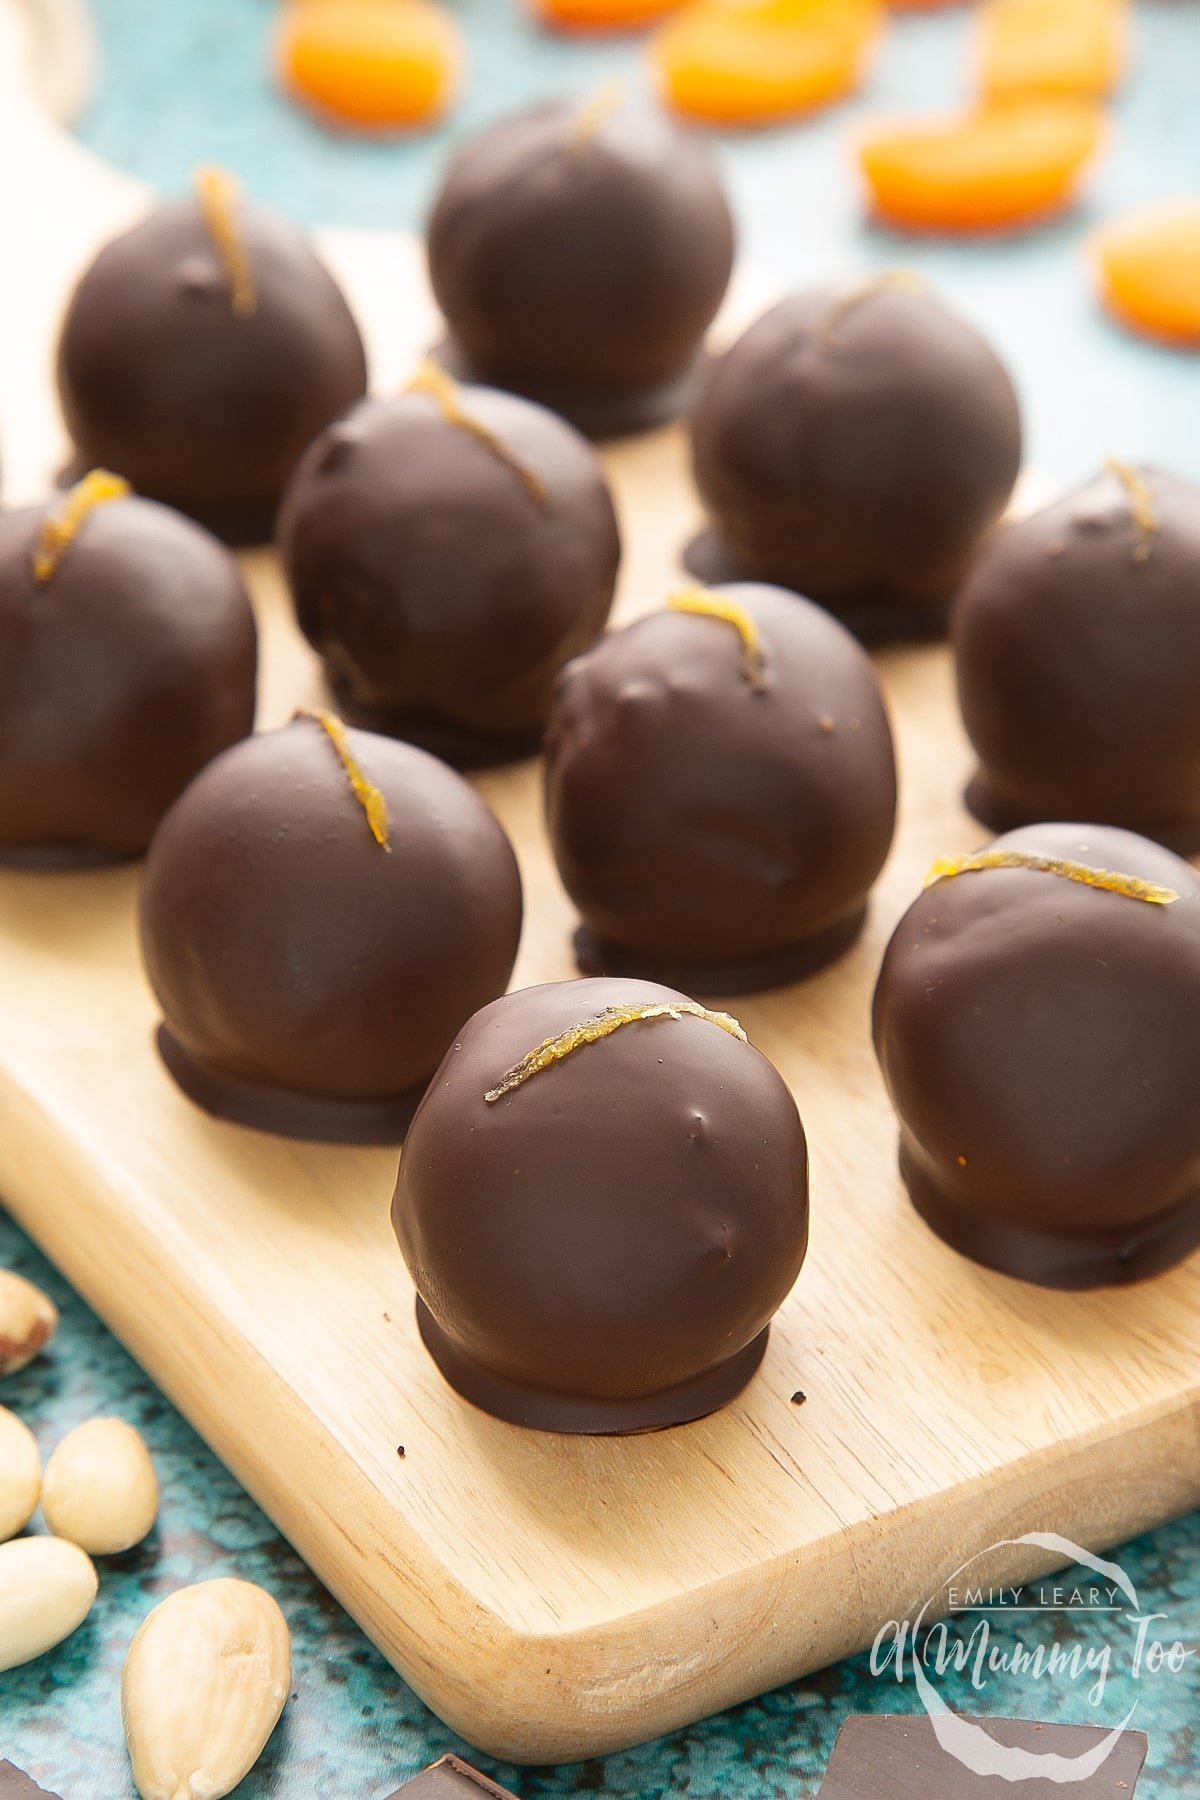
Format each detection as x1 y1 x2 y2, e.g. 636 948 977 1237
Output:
572 908 868 998
155 1025 426 1146
873 822 1200 1289
392 977 809 1433
431 335 704 442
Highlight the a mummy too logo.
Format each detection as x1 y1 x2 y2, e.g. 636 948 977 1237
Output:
870 1533 1195 1784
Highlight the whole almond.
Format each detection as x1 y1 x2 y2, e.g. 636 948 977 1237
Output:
0 1405 41 1543
122 1579 291 1800
0 1270 57 1377
0 1535 98 1671
41 1417 158 1555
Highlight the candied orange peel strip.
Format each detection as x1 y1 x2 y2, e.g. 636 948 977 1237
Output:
820 268 925 344
486 1000 747 1102
1105 456 1157 561
925 850 1177 906
569 81 626 149
405 359 546 504
298 709 391 850
667 588 766 687
33 470 131 583
194 165 257 318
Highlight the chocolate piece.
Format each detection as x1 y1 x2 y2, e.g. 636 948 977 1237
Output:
687 280 1022 641
426 93 734 439
543 584 897 994
873 822 1200 1288
139 714 522 1144
278 366 620 769
56 171 368 544
384 1758 518 1800
0 482 256 864
392 976 809 1433
956 461 1200 853
819 1715 1148 1798
0 1767 65 1800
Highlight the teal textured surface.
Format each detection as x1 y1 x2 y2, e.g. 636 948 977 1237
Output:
3 1 1199 1794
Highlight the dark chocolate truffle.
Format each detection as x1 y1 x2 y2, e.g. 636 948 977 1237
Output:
426 93 735 438
278 364 621 768
687 278 1022 641
543 584 898 993
139 713 522 1143
56 169 368 544
873 823 1200 1289
392 976 808 1432
955 461 1200 854
0 475 257 865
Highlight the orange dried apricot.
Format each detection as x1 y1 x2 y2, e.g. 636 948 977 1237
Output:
1093 202 1200 346
652 0 881 125
857 98 1105 231
978 0 1127 100
533 0 684 31
276 0 461 133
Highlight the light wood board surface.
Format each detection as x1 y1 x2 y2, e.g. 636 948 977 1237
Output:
1 15 1199 1764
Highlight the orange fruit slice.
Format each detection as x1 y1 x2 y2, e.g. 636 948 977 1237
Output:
978 0 1128 100
276 0 461 132
1093 202 1200 346
653 0 882 125
858 98 1105 231
534 0 684 31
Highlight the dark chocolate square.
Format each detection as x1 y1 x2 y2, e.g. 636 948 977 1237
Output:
0 1765 64 1800
384 1756 519 1800
818 1715 1148 1798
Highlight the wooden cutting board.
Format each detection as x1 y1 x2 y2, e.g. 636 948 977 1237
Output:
1 11 1198 1765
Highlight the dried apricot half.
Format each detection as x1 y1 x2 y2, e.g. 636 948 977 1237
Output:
858 98 1105 231
978 0 1127 101
653 0 881 125
534 0 684 31
276 0 461 132
1094 202 1200 346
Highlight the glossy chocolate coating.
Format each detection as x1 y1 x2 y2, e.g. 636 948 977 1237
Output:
687 285 1022 640
0 493 256 864
140 719 522 1143
278 384 620 767
873 823 1200 1289
427 97 734 438
543 584 898 994
57 196 368 544
956 464 1200 853
392 976 809 1433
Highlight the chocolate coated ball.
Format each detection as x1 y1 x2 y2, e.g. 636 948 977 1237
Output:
393 976 809 1432
140 717 522 1143
57 189 368 543
955 463 1200 853
0 490 256 864
278 380 620 767
688 282 1022 640
427 96 735 437
873 823 1200 1288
